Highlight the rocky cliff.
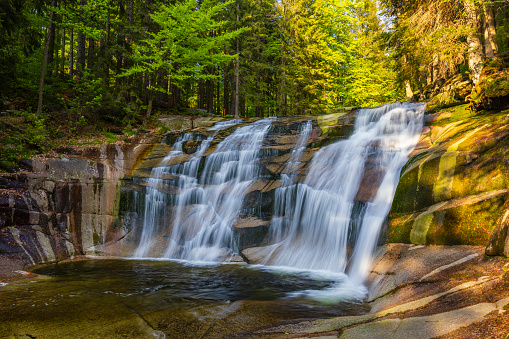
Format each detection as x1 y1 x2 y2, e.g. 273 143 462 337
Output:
387 104 509 255
0 134 157 277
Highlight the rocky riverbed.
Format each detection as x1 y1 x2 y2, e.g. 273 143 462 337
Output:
1 105 509 338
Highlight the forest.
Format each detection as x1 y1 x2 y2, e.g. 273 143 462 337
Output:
0 0 508 168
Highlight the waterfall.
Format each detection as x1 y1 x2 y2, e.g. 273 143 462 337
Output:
129 103 423 290
133 133 203 258
263 103 424 284
281 120 312 186
132 118 274 261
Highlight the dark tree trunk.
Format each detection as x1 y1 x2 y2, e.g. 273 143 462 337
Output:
216 78 221 115
199 79 205 109
61 14 65 77
69 27 74 79
37 0 57 115
88 37 94 70
223 64 230 116
116 1 125 84
76 0 87 78
47 1 56 66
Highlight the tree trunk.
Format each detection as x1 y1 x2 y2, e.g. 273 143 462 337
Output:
54 1 60 76
483 0 498 57
37 0 57 115
199 79 205 109
464 0 484 84
47 2 56 66
116 1 125 86
69 27 74 79
405 80 413 101
102 14 110 83
206 67 214 113
61 19 65 76
216 78 221 115
234 2 240 119
88 37 94 70
147 92 154 117
223 64 230 116
76 0 87 78
432 54 439 83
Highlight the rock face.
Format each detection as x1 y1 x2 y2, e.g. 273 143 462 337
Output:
118 112 358 256
425 73 473 109
0 111 359 267
3 103 509 269
0 134 157 268
470 56 509 111
387 104 509 249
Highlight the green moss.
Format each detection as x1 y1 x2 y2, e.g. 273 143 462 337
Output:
431 195 507 245
317 112 348 135
388 215 415 243
93 231 100 246
103 131 118 143
410 212 435 245
433 152 457 202
427 104 477 127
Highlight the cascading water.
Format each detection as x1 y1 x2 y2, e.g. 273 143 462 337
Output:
281 120 312 186
134 133 203 257
129 103 423 300
132 118 274 261
263 103 424 286
133 119 243 258
165 118 274 261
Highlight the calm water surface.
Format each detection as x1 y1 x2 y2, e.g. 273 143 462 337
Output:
0 259 368 338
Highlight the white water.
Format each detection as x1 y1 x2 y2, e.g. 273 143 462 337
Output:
134 133 203 257
263 102 424 285
133 118 273 261
131 103 424 298
280 120 312 186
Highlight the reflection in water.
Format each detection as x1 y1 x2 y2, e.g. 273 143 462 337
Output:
0 260 368 338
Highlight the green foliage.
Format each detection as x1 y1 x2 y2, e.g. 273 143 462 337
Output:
102 131 118 143
23 112 48 148
120 0 247 98
1 0 451 140
0 111 48 170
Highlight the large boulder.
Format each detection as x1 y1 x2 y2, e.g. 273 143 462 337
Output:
470 57 509 111
425 73 473 110
387 105 509 248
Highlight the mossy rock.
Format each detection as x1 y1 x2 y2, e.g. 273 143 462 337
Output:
389 190 508 246
389 108 509 246
425 74 472 111
470 61 509 111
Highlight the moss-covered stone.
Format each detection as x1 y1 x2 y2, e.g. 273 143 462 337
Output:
470 57 509 111
388 105 509 248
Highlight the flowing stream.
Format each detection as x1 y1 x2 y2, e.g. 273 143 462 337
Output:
0 103 425 338
130 103 424 295
264 103 424 286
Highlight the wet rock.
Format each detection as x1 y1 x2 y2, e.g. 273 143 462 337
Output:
157 116 193 132
234 216 271 250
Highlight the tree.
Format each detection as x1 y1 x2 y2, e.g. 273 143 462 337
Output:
37 0 57 115
120 0 247 117
465 0 484 84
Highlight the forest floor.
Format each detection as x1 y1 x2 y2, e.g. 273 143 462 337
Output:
0 109 169 172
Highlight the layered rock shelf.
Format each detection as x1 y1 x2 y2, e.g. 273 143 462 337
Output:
2 105 509 337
